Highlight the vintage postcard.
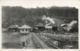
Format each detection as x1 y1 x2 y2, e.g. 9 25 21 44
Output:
0 0 80 51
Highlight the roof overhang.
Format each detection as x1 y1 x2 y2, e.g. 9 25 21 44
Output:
45 26 52 28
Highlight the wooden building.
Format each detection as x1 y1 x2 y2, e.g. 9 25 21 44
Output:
45 25 52 33
46 23 58 31
8 25 19 32
35 23 45 31
19 24 32 33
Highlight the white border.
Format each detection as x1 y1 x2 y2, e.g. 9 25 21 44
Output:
0 0 80 51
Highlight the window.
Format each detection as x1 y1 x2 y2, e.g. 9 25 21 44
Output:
26 29 27 31
22 29 24 31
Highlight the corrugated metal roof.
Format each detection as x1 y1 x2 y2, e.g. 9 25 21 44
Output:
35 23 44 27
19 24 31 29
8 25 19 28
45 26 52 28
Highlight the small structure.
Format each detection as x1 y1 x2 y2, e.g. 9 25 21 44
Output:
35 23 45 31
8 25 19 32
19 24 32 33
44 22 58 33
45 25 52 33
46 23 58 31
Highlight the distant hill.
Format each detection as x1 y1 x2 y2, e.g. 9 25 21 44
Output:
2 6 78 28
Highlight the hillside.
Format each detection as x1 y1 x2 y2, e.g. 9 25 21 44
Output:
2 6 78 28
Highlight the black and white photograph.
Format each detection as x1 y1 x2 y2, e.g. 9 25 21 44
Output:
1 0 79 49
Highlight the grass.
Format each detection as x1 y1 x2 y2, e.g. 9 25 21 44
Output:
39 32 78 49
2 43 22 49
2 31 78 49
2 32 29 49
40 32 78 41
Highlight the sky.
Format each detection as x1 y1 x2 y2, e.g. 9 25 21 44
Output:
1 0 80 9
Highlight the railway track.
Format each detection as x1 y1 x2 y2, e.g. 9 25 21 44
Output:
23 33 60 49
25 33 35 49
31 33 50 49
32 35 43 49
37 34 60 49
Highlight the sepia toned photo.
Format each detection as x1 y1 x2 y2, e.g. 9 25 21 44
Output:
1 0 79 49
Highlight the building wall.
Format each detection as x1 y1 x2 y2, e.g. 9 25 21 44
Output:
20 29 29 33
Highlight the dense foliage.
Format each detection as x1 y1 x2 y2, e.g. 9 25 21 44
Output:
2 6 78 28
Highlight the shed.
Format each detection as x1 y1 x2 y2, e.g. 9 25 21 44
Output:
8 25 19 32
45 25 53 33
35 23 45 31
46 23 58 31
19 24 32 33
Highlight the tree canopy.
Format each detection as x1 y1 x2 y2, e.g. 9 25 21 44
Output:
2 6 78 28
